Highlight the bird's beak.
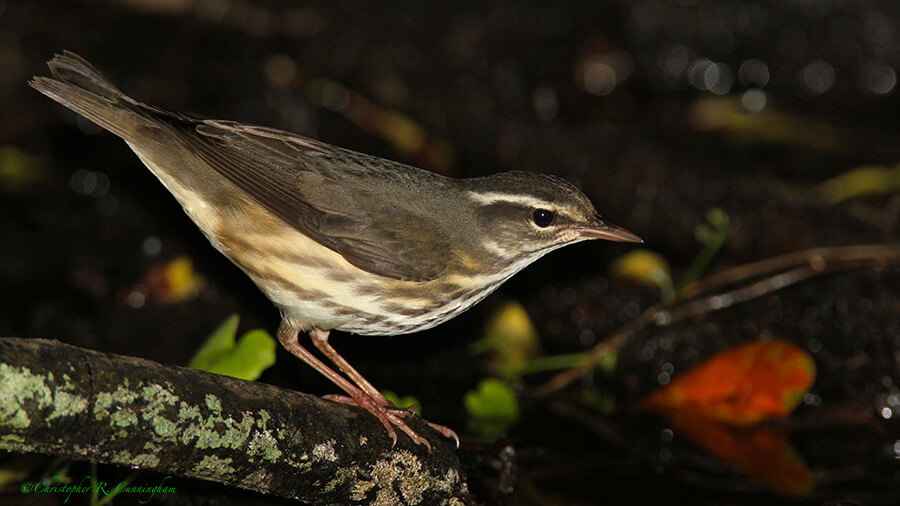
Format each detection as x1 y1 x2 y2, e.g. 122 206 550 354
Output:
574 218 643 243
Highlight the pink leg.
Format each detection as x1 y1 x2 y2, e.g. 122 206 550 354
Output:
277 320 440 448
310 327 460 447
309 328 392 405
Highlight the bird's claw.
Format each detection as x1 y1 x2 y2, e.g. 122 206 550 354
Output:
323 393 435 449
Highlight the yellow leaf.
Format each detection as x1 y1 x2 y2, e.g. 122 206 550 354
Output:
610 249 674 300
474 301 541 378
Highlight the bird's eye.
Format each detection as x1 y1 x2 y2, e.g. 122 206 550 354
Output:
532 209 555 228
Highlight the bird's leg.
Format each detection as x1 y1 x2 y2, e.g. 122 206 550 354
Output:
306 329 414 416
306 327 439 447
308 328 392 405
309 327 460 448
276 320 430 448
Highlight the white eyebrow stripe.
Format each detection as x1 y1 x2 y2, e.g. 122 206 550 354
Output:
467 191 552 208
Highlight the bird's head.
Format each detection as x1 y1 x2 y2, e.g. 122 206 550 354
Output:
462 171 641 267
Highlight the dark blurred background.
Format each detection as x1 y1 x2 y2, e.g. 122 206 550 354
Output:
2 1 900 504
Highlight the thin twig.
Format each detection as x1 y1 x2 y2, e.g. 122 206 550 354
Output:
535 244 900 397
678 244 900 299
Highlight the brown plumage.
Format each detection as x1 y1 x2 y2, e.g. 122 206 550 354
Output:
32 51 640 448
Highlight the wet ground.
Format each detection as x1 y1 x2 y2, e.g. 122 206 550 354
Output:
2 1 900 504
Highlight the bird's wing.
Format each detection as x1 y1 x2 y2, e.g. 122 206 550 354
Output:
31 51 452 282
171 119 452 282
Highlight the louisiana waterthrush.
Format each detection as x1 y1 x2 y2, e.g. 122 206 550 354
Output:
32 52 641 448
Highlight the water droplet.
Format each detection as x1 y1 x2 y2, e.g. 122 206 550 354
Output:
127 289 146 309
532 86 558 122
584 63 617 95
858 60 896 95
797 60 836 97
808 338 822 353
738 59 770 87
658 372 670 385
142 236 162 257
741 88 767 113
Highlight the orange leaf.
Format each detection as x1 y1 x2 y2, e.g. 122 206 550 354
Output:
666 412 815 497
120 255 206 307
639 340 815 425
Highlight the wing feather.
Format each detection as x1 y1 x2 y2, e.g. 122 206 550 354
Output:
171 119 452 281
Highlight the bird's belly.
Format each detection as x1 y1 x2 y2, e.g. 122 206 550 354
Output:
202 199 498 336
223 222 499 336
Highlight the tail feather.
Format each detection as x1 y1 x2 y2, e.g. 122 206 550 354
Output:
47 50 125 99
30 51 152 139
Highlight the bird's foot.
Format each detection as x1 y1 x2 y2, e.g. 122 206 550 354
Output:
324 393 459 449
423 420 460 447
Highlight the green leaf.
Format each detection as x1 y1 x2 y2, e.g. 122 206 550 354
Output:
189 314 239 371
679 207 731 290
464 378 519 439
0 145 47 191
382 390 421 415
188 315 276 381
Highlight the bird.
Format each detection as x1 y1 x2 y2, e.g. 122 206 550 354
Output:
31 51 641 449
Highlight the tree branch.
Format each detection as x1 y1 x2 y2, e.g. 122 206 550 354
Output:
0 337 468 505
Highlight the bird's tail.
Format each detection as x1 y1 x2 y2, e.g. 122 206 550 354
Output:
30 51 153 139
